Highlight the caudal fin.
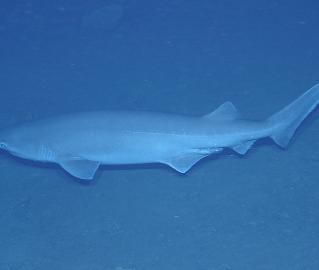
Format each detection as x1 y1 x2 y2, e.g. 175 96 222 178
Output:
268 83 319 148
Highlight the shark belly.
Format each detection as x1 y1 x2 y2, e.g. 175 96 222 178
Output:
78 131 197 165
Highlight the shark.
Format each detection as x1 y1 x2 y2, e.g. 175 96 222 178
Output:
0 83 319 180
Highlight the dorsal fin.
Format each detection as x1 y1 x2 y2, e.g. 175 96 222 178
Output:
203 102 239 121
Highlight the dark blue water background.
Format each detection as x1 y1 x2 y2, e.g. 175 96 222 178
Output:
0 1 319 269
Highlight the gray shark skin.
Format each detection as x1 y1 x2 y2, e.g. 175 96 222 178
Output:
1 83 319 180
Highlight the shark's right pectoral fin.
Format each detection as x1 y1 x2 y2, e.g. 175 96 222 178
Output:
58 158 100 180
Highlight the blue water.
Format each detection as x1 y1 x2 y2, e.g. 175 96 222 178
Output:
0 1 319 269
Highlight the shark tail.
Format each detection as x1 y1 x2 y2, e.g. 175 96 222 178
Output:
267 83 319 148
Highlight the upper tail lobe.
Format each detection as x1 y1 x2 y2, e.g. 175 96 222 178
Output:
268 83 319 148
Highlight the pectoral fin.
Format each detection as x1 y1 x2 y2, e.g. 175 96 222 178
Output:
59 158 100 180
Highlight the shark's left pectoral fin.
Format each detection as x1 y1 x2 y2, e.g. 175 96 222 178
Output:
59 158 100 180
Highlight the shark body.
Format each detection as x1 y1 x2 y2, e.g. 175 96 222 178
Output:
1 83 319 180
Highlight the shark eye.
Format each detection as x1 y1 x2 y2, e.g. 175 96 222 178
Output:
0 142 7 149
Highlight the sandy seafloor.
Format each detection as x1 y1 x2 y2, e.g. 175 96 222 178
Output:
0 1 319 270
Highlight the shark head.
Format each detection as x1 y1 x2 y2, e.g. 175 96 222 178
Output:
0 129 9 152
0 126 44 161
0 141 8 151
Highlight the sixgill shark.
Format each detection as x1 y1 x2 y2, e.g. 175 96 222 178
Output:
0 83 319 180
